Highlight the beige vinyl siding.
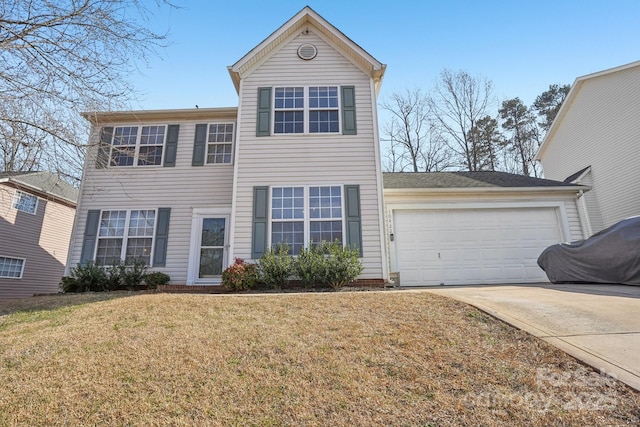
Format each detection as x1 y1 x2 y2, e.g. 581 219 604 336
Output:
0 183 75 299
540 65 640 231
69 119 235 284
233 30 384 278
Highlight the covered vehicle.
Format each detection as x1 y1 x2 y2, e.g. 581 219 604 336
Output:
537 216 640 285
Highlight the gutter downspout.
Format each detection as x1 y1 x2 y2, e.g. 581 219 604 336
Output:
576 190 593 239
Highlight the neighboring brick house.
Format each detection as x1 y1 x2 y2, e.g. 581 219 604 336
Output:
0 171 78 298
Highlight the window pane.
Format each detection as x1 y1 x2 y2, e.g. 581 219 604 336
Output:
206 143 232 164
208 123 234 144
99 211 126 237
113 127 138 145
310 220 343 247
272 221 304 255
128 210 155 237
140 126 165 145
111 146 135 166
125 238 152 265
12 191 37 214
95 238 123 266
309 110 339 134
0 257 24 278
201 218 225 246
199 248 224 277
137 146 163 166
272 187 303 222
309 186 341 219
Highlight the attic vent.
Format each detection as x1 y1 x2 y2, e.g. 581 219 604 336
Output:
297 44 317 60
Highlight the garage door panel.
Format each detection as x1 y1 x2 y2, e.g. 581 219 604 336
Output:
394 208 563 286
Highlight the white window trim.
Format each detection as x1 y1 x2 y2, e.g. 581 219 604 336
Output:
267 184 346 252
205 122 235 165
272 86 342 135
109 124 167 167
0 256 26 279
94 209 157 265
12 190 38 215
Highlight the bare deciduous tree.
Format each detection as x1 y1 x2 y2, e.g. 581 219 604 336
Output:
0 0 174 182
381 89 453 172
429 69 496 171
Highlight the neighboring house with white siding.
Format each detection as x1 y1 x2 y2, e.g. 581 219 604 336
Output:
0 171 78 299
536 60 640 236
68 7 587 288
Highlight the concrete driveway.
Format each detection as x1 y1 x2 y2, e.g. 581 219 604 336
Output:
423 283 640 391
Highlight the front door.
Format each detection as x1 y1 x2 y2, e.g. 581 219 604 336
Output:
188 212 229 284
198 217 227 279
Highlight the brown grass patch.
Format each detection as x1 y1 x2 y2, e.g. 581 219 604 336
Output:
0 291 638 426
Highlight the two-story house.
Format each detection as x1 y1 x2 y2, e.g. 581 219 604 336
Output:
69 7 589 288
1 171 78 298
536 60 640 236
68 7 388 286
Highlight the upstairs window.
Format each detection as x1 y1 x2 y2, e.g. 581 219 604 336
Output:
309 87 339 133
110 125 166 167
206 123 234 164
273 86 339 134
12 190 38 214
274 87 304 133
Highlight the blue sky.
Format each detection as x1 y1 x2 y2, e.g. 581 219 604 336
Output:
131 0 640 113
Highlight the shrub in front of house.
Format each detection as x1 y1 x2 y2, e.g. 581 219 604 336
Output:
292 245 327 288
222 258 259 291
61 261 108 293
144 271 171 289
289 241 363 289
61 259 167 293
257 244 293 289
322 241 364 289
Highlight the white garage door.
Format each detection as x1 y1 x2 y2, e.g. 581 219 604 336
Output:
393 208 563 286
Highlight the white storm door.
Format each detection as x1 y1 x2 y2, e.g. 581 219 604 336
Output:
189 214 229 284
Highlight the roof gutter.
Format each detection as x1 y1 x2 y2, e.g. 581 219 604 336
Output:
383 185 590 194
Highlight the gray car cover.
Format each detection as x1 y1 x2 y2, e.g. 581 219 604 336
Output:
537 216 640 285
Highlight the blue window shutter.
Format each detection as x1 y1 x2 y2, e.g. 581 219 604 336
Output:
256 87 272 137
153 208 171 267
192 124 207 166
344 185 362 256
163 125 180 167
252 186 269 258
96 127 113 169
80 210 101 265
341 86 357 135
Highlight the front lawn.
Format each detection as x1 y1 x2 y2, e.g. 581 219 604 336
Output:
0 291 637 426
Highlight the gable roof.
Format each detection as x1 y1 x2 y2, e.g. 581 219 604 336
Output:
0 171 78 205
383 171 587 192
536 60 640 160
228 6 386 95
